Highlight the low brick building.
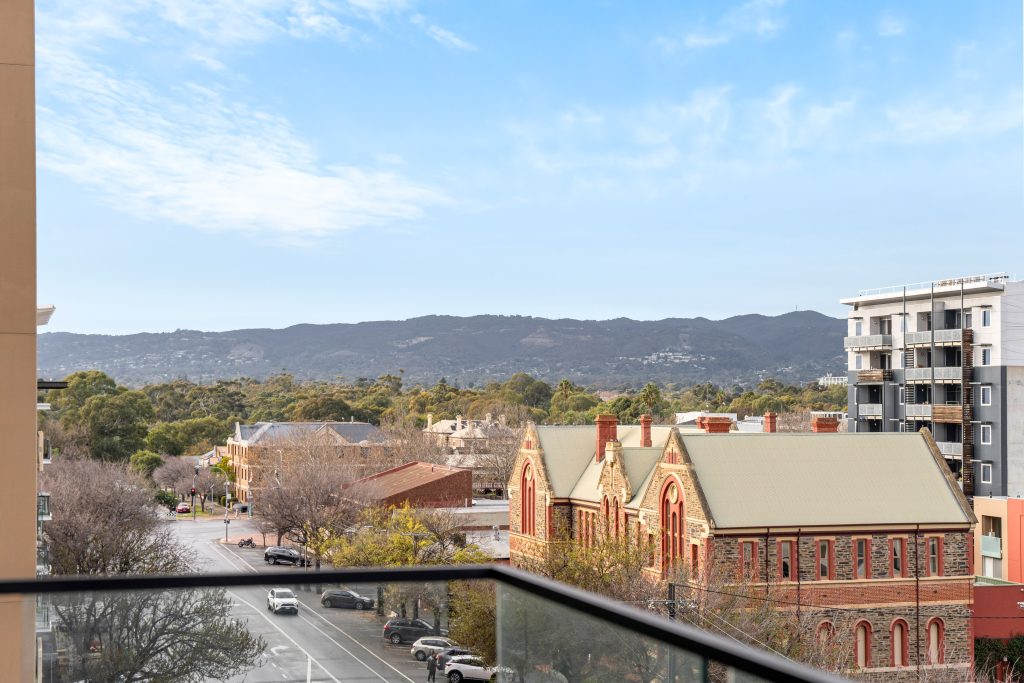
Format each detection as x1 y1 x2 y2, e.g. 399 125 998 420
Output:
343 462 473 508
509 414 976 680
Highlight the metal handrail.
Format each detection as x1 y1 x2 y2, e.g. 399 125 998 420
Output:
1 564 845 682
857 273 1010 297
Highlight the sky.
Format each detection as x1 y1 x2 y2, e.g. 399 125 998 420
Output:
35 0 1024 334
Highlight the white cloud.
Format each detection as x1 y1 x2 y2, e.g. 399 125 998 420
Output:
660 0 787 52
410 14 476 51
877 13 906 38
884 93 1021 143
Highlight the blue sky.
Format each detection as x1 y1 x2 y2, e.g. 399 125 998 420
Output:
36 0 1023 334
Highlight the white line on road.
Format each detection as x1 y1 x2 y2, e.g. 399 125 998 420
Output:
302 607 415 683
295 613 397 683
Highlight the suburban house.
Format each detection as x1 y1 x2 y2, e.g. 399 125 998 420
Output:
509 414 976 679
343 461 474 509
424 413 517 453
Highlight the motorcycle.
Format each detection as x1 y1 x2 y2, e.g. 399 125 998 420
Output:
238 537 256 548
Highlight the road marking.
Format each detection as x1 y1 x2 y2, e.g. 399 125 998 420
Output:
295 613 399 683
300 603 415 683
229 590 341 683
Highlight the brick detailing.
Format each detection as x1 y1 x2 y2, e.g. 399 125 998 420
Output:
764 412 778 433
702 416 733 433
640 414 653 447
595 414 617 462
812 416 840 432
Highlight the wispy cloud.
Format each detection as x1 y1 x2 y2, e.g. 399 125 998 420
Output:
659 0 787 53
877 13 906 38
883 93 1021 143
410 14 476 51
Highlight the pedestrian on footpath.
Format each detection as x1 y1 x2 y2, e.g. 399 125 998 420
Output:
426 653 437 682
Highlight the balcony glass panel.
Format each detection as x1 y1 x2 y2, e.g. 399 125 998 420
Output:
937 442 963 456
982 535 1002 559
905 329 964 345
843 334 892 349
905 367 962 382
857 404 883 418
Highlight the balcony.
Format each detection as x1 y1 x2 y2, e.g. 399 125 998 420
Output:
1 566 837 683
937 441 963 457
856 369 892 383
905 329 968 346
857 403 883 418
905 367 963 383
982 535 1002 559
843 334 892 350
905 404 932 418
36 492 51 521
932 405 964 423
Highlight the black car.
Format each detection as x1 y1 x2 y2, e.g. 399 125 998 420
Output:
264 546 307 566
321 588 373 610
435 646 474 670
382 618 448 644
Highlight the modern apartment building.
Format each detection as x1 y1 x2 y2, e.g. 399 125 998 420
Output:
842 273 1024 497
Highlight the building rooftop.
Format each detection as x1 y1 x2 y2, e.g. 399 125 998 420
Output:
841 272 1015 307
344 461 470 501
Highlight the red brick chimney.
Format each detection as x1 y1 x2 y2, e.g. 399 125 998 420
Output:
595 414 618 462
703 416 733 433
811 416 839 433
640 414 653 448
763 412 778 433
696 415 707 430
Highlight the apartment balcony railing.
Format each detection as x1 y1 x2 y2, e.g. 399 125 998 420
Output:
905 329 971 346
1 566 843 683
856 369 892 383
932 405 964 423
843 334 892 350
905 367 963 382
857 404 883 418
37 492 51 521
905 404 932 418
982 535 1002 559
937 441 963 457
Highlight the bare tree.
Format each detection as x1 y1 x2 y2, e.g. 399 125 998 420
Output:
467 422 524 498
153 456 198 501
41 458 191 575
378 409 451 466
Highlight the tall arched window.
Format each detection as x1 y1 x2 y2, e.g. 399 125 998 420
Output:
521 461 535 536
612 497 620 538
854 621 872 669
602 497 610 538
890 620 909 667
660 478 685 571
816 621 835 646
928 618 945 664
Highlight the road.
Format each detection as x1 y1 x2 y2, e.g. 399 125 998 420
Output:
169 517 436 683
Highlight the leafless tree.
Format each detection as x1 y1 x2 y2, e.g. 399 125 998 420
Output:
41 458 191 575
466 423 524 498
153 456 198 501
378 409 451 465
41 417 90 459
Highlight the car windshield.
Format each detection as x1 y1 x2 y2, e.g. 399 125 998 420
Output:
276 590 295 598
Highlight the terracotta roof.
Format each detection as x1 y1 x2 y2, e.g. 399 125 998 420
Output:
345 462 469 500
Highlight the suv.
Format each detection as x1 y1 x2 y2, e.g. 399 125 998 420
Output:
444 655 495 683
264 546 307 566
410 636 455 661
267 588 299 614
321 588 373 610
435 647 474 671
383 618 447 644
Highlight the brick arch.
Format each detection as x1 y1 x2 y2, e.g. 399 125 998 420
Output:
521 459 536 536
659 475 685 572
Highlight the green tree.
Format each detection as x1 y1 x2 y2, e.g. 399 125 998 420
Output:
129 449 164 479
51 370 120 426
287 394 353 422
80 390 155 461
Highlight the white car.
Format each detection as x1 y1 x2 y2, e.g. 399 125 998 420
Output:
444 655 496 683
410 636 455 661
267 588 299 615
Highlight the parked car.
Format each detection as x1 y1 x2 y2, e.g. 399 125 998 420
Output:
410 636 455 661
444 655 496 683
266 588 299 615
264 546 307 566
174 502 190 514
321 588 373 610
435 647 475 671
382 618 448 644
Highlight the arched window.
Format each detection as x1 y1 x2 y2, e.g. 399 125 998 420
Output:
890 620 909 667
854 621 872 669
602 497 610 538
660 478 685 571
613 497 620 538
816 621 835 646
521 461 535 536
928 618 945 664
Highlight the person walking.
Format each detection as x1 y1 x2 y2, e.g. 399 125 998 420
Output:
426 652 437 682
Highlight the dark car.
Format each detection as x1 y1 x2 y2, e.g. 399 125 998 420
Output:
264 546 307 566
321 588 373 610
382 618 448 644
435 646 474 670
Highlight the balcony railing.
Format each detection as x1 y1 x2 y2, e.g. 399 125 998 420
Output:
0 566 843 683
843 334 892 350
982 535 1002 559
932 405 964 423
856 369 892 383
905 404 932 418
905 329 966 346
37 492 51 521
905 367 963 382
937 441 963 456
857 404 883 418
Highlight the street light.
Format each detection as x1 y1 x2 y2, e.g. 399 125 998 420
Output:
224 480 231 543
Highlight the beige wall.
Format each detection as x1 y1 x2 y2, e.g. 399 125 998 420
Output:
0 0 38 679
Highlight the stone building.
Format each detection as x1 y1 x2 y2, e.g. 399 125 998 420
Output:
508 414 976 680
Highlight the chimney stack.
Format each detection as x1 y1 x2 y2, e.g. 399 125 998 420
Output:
456 414 464 430
703 416 733 434
595 414 618 462
763 412 778 433
640 414 653 448
427 413 433 430
811 416 839 433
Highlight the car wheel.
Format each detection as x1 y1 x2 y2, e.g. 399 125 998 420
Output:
271 558 278 565
449 672 463 683
390 633 402 645
415 651 426 661
324 600 333 608
356 601 365 610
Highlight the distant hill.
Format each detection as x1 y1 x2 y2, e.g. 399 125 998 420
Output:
37 312 846 388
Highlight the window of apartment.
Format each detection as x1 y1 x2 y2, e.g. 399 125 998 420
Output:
855 355 863 370
981 462 993 484
890 538 907 578
739 541 758 582
980 424 993 445
980 385 992 406
891 620 909 668
855 321 863 336
927 537 943 576
981 347 992 366
817 540 833 580
778 540 795 581
965 310 973 328
982 309 991 327
854 538 870 579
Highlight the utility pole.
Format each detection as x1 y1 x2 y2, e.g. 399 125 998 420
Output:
192 465 198 521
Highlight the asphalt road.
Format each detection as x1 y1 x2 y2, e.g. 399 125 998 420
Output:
169 517 438 683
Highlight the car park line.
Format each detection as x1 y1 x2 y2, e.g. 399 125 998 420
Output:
300 602 416 683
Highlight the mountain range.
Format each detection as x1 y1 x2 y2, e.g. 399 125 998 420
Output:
38 312 847 388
